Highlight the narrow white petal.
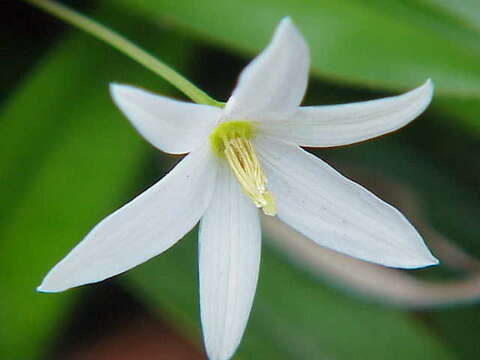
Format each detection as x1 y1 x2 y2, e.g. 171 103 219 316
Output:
199 163 261 360
224 17 309 121
38 144 217 292
260 80 433 147
255 136 438 268
110 84 221 154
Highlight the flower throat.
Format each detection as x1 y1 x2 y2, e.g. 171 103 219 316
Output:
210 121 276 216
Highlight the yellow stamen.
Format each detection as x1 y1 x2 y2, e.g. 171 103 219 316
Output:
210 121 277 216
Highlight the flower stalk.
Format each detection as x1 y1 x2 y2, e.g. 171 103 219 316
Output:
22 0 223 107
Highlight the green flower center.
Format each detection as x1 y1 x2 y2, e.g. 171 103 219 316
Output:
209 121 276 216
209 121 254 156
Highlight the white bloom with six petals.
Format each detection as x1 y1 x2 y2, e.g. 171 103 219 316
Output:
39 18 438 360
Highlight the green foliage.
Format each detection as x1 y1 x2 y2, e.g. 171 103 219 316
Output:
0 9 190 358
420 0 480 30
115 0 480 97
114 0 480 136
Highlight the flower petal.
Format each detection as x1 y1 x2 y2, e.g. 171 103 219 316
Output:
110 84 221 154
38 144 217 292
255 136 438 268
224 17 309 121
260 80 433 147
199 162 261 360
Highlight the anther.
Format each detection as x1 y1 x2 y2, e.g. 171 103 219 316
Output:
210 121 277 216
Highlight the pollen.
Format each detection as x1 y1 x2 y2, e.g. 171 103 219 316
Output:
209 121 277 216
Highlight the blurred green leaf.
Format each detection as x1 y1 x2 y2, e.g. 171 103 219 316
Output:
435 97 480 135
430 307 480 360
0 32 106 358
420 0 480 31
115 0 480 98
0 8 191 358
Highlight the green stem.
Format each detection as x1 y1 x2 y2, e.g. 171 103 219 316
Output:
22 0 224 107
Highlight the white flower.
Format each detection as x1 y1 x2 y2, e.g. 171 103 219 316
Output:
38 17 438 360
